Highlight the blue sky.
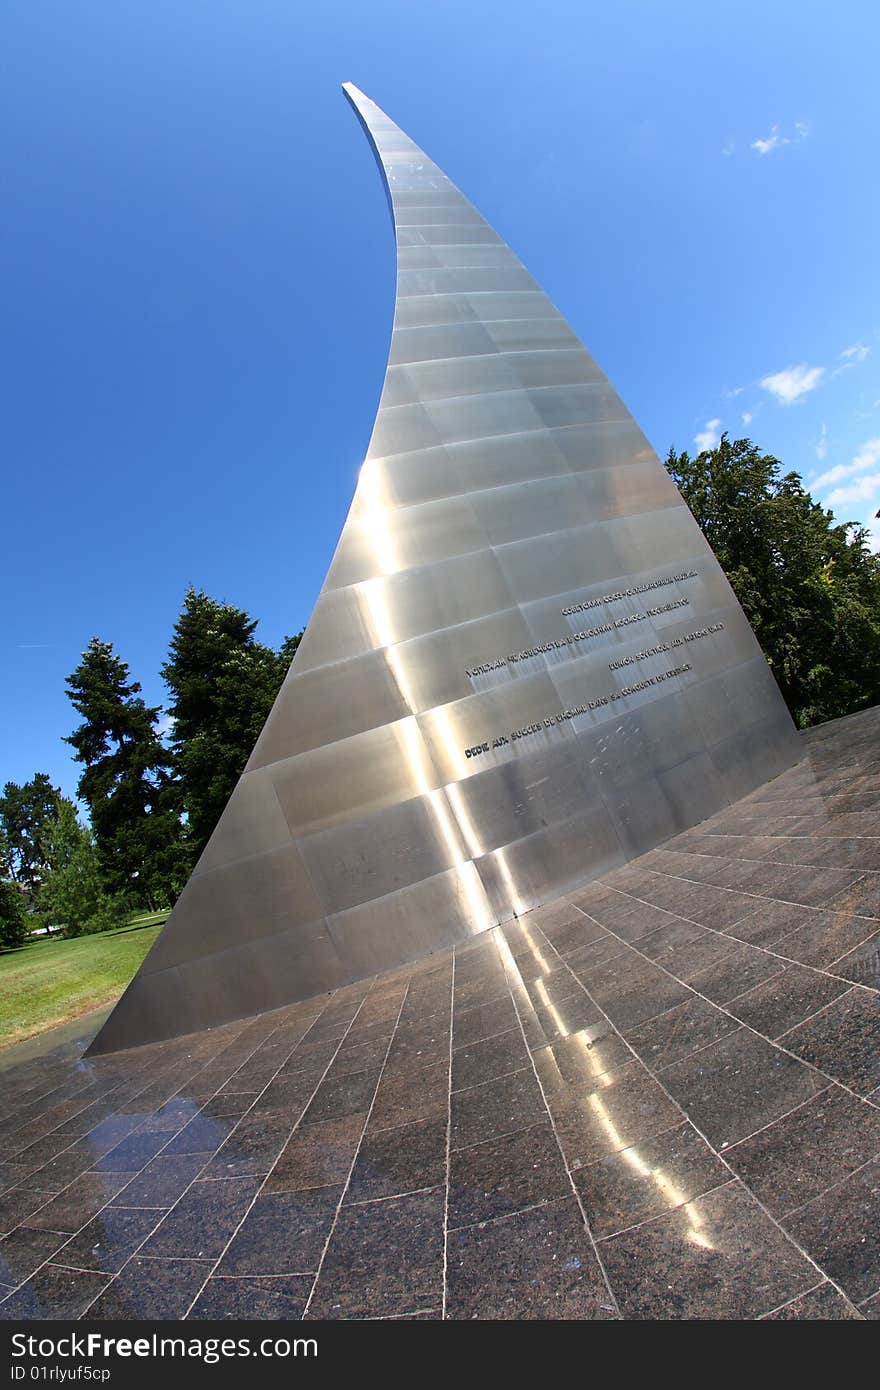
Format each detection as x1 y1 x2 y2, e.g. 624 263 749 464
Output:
2 1 878 803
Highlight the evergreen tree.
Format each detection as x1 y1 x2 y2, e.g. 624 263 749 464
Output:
161 588 300 862
666 435 880 726
64 639 182 904
0 773 62 894
0 880 27 950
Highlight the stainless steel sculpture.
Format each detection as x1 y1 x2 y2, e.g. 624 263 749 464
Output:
88 84 800 1054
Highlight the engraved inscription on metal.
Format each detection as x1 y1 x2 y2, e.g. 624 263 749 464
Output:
87 84 801 1054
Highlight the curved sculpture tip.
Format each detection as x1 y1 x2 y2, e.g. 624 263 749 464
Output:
341 81 370 105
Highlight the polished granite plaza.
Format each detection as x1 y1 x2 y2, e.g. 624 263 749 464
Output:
2 706 880 1320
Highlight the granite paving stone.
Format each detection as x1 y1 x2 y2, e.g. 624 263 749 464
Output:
684 942 788 1004
760 1283 862 1319
92 1130 171 1173
861 1289 880 1318
634 917 709 961
452 996 519 1048
0 1227 70 1286
217 1187 342 1276
369 1058 449 1132
659 1027 827 1148
565 935 631 974
722 899 816 948
264 1113 365 1192
383 1020 450 1076
447 1121 570 1229
54 1207 162 1273
346 1116 447 1203
723 1085 880 1218
0 1264 111 1320
0 1186 58 1236
109 1153 207 1209
82 1257 213 1320
531 1023 633 1092
446 1195 615 1319
450 1068 545 1151
519 969 584 1012
192 1092 257 1118
547 1062 682 1170
773 911 880 970
451 1029 530 1092
781 989 880 1094
829 932 880 991
519 994 607 1049
824 876 880 919
188 1274 312 1320
138 1176 261 1260
541 914 609 957
572 1122 729 1238
199 1110 293 1179
726 964 850 1038
599 1181 818 1319
164 1114 238 1156
307 1187 445 1319
301 1070 380 1123
24 1172 136 1234
782 1156 880 1303
624 995 740 1069
577 954 692 1031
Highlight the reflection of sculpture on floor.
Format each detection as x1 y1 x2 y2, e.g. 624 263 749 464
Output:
87 84 800 1055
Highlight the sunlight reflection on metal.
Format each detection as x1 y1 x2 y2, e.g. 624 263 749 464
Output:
361 575 396 651
359 458 401 576
494 846 527 917
446 781 484 857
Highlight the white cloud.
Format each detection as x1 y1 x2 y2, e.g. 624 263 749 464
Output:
742 411 753 426
751 127 786 156
813 438 880 494
759 363 824 405
832 341 872 377
156 713 175 740
694 418 722 451
841 342 871 363
825 472 880 510
751 122 809 156
814 461 851 490
721 138 735 158
816 423 828 460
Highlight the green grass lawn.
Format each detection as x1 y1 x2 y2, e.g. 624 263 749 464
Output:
0 915 167 1050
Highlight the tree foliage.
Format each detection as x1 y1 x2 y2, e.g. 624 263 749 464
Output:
161 588 300 862
0 880 27 950
38 799 125 937
666 435 880 727
0 773 62 893
64 639 183 904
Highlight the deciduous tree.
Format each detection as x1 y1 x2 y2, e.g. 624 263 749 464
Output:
666 435 880 726
38 799 123 936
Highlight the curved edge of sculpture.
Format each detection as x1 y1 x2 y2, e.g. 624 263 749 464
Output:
85 85 801 1056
